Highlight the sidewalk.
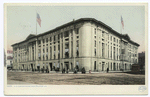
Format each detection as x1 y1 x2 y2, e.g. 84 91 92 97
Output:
7 80 36 85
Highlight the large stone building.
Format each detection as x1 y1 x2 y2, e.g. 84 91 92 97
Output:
6 50 13 69
11 18 139 72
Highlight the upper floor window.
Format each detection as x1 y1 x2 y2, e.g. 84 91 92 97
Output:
102 31 104 37
54 36 56 41
94 28 96 35
50 37 52 42
46 38 48 43
94 49 96 56
114 37 115 42
61 33 63 38
76 28 79 34
71 29 73 36
43 39 45 43
64 31 69 37
94 41 96 47
58 34 60 40
38 40 41 44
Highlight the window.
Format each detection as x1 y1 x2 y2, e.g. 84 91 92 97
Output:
46 47 48 60
94 41 96 47
50 47 52 59
114 47 115 60
94 28 96 35
64 31 69 37
108 45 109 58
76 28 79 34
102 31 104 37
111 36 112 41
71 29 73 36
102 43 105 58
38 40 41 44
58 34 60 40
76 40 79 57
117 48 118 60
94 61 96 70
110 46 112 59
61 33 63 38
65 42 69 58
94 49 96 56
114 37 115 42
54 36 56 41
50 37 52 42
71 41 73 57
38 49 41 60
43 39 45 43
58 45 60 59
46 38 48 43
54 46 56 59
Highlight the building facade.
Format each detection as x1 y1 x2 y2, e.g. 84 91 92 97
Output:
12 18 139 72
6 50 13 68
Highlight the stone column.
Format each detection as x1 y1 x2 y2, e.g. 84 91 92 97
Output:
44 39 46 61
56 38 58 59
60 35 62 59
34 43 36 61
63 32 65 59
29 45 30 61
41 39 43 61
52 37 54 59
36 40 38 60
69 30 71 58
48 37 50 60
73 29 76 67
31 44 33 61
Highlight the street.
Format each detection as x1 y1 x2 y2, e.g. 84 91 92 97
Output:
7 71 145 85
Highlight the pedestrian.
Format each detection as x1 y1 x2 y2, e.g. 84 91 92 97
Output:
107 68 109 73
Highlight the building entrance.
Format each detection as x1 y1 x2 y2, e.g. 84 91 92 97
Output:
113 63 116 71
64 62 69 70
125 64 127 70
102 62 105 71
49 63 52 71
31 64 33 71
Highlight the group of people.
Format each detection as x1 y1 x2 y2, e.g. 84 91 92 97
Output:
62 67 86 74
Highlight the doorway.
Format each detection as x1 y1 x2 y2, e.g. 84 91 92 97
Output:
31 64 33 71
71 63 73 71
49 63 52 71
94 61 96 71
102 62 104 71
37 66 40 71
65 62 69 70
125 64 127 70
113 63 116 71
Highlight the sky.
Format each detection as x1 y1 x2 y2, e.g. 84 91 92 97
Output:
7 4 145 53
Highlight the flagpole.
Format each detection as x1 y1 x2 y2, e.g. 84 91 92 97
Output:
36 12 37 35
120 16 124 71
35 11 37 72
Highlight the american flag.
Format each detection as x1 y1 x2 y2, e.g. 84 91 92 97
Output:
121 16 124 29
37 13 41 27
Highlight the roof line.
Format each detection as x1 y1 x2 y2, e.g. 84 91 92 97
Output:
11 18 140 46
